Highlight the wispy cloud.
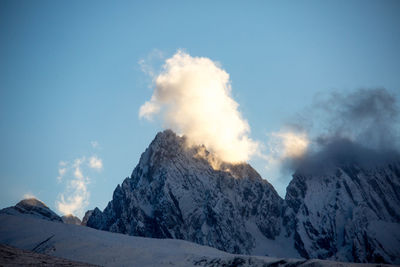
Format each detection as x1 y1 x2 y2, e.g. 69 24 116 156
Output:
266 131 309 161
73 157 85 179
56 145 104 217
88 156 103 170
56 157 89 217
57 161 68 182
138 49 164 79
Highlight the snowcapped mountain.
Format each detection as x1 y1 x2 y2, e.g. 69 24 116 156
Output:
0 198 62 222
84 130 400 264
85 130 295 257
2 131 396 264
284 163 400 264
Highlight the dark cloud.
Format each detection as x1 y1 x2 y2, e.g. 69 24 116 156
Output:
288 88 400 174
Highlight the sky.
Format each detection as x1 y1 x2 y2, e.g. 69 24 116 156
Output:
1 0 400 218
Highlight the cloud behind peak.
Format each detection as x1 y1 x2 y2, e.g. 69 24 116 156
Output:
139 50 259 163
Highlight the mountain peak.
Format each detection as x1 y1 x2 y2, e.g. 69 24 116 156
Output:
138 129 262 181
87 130 283 255
0 198 62 222
16 198 48 210
61 214 82 225
153 129 183 144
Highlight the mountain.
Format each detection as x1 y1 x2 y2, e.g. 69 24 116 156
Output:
284 163 400 264
0 212 391 267
0 198 62 222
61 214 82 225
85 130 294 257
0 198 84 226
81 209 94 226
85 130 400 264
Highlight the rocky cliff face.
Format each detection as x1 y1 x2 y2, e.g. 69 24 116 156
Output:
86 130 286 255
85 130 400 264
284 163 400 264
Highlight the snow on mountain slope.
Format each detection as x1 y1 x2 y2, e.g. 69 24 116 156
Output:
86 130 289 256
0 213 393 267
285 163 400 264
0 198 62 223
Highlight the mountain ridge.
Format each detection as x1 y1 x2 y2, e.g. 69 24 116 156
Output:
84 130 400 264
86 130 288 255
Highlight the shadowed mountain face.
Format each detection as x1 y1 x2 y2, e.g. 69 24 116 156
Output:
85 130 400 264
285 163 400 264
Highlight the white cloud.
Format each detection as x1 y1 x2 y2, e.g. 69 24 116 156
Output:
57 160 69 182
59 168 67 176
251 130 310 196
139 98 160 120
57 187 89 218
57 167 67 182
59 160 67 166
267 131 309 160
56 153 103 217
88 156 103 170
139 50 259 163
262 130 309 183
73 157 85 179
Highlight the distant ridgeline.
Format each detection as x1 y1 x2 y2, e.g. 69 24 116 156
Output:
0 198 81 225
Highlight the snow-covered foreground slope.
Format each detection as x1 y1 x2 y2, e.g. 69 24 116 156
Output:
0 213 390 267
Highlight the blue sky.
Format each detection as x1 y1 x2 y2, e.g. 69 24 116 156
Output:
1 0 400 217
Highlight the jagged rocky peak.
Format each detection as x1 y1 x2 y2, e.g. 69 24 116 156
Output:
81 209 94 226
85 129 286 256
136 129 263 180
285 162 400 264
0 198 62 222
82 208 104 228
61 214 82 225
